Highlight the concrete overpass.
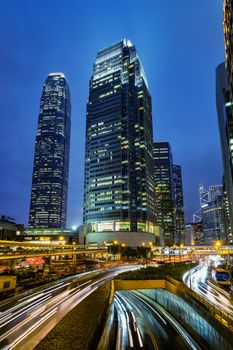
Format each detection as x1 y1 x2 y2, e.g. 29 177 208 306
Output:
152 245 233 258
0 240 232 262
0 240 108 261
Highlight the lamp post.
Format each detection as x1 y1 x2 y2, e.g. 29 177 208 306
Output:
215 240 221 250
188 249 193 290
179 244 184 262
120 243 125 261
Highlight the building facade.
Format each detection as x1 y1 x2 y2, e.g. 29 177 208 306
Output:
195 185 225 245
216 62 233 243
185 222 204 246
83 40 155 241
0 215 23 241
23 228 74 244
29 73 71 229
173 165 185 244
222 177 232 241
153 143 185 245
153 142 176 245
224 0 233 99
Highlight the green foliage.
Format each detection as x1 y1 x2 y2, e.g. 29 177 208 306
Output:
115 262 198 281
121 246 137 257
109 244 120 254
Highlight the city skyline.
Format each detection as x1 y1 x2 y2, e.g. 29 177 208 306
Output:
0 1 224 227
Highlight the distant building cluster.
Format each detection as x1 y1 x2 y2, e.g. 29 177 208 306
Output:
190 185 226 245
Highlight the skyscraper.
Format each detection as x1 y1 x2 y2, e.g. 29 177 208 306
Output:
196 185 225 245
83 40 155 243
224 0 233 98
173 165 185 244
29 73 71 229
216 62 233 243
153 143 185 245
153 142 176 246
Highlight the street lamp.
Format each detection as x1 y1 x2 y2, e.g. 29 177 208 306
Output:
188 249 194 290
215 240 221 249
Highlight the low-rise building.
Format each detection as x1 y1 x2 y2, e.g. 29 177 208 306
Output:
0 216 23 240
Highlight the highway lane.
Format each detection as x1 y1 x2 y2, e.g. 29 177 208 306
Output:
0 265 139 350
114 290 201 350
114 293 144 349
183 262 233 319
0 269 99 312
98 292 154 350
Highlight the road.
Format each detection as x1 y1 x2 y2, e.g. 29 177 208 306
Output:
100 289 201 349
0 265 139 350
183 262 233 320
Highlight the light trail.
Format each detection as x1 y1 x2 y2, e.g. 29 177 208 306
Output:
183 262 233 319
6 308 58 350
130 291 202 350
0 265 139 349
129 292 167 325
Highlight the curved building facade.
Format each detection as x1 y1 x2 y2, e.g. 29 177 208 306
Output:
29 73 71 228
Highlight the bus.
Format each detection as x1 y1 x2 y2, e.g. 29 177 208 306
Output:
212 268 230 286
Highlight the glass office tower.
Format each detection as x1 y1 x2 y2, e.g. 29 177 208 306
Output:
224 0 233 98
153 142 176 245
216 62 233 243
29 73 71 228
173 165 185 244
83 40 155 234
198 185 225 244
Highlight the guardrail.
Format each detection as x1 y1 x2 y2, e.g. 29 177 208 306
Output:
167 275 233 331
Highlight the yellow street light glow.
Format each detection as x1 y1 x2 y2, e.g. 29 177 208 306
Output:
59 236 64 241
121 243 126 247
142 242 145 246
114 240 118 245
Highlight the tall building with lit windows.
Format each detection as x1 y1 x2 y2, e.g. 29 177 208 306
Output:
153 142 176 245
29 73 71 229
216 62 233 243
222 1 233 242
195 185 225 244
173 164 185 244
83 40 155 244
224 0 233 98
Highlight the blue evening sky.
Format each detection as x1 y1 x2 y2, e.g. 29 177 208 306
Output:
0 0 224 226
